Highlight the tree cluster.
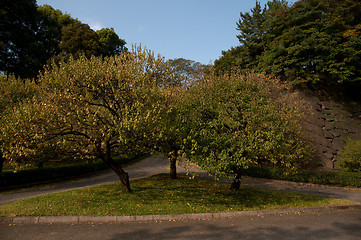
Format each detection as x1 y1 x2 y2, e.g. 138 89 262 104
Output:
0 0 127 79
1 1 316 193
0 46 313 192
214 0 361 99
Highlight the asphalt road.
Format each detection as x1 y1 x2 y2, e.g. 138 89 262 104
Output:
1 209 361 240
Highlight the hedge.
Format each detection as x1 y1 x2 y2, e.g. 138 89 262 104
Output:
0 154 146 191
241 166 361 188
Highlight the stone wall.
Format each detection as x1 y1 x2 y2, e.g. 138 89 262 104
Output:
298 90 361 170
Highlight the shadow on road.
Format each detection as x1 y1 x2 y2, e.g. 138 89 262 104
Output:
108 212 361 240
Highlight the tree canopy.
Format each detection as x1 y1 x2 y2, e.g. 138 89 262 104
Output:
0 46 182 192
0 1 127 79
167 58 211 85
179 71 313 189
0 75 38 172
59 22 101 58
215 0 361 98
0 0 38 78
97 28 127 57
1 0 321 193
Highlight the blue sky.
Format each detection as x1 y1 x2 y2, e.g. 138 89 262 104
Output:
36 0 293 64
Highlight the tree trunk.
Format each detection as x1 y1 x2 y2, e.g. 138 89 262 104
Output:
97 140 132 193
168 150 178 179
0 152 5 173
170 157 177 179
113 166 131 193
230 169 242 191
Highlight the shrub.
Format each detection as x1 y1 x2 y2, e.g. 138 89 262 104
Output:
242 166 361 188
338 139 361 172
0 154 143 190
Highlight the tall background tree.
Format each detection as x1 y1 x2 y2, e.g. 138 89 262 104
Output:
58 22 101 58
167 58 211 85
258 0 361 95
97 28 127 56
235 0 266 69
35 4 77 66
215 0 361 100
0 0 38 79
1 1 127 79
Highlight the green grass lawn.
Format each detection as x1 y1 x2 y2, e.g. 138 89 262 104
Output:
0 174 355 217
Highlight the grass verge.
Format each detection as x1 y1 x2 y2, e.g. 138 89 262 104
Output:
0 174 356 217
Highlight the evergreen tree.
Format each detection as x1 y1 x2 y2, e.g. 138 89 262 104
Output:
216 0 361 98
258 0 361 93
236 0 266 67
59 22 101 59
97 28 127 56
35 5 78 65
1 2 128 79
215 0 289 73
0 0 38 78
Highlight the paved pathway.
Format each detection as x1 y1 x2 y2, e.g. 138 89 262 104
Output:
0 155 200 205
1 155 361 206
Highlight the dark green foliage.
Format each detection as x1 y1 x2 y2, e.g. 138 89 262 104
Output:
1 2 127 79
59 22 101 58
97 28 127 56
236 0 271 68
214 0 288 74
216 0 361 98
0 2 80 79
338 139 361 172
258 0 361 88
214 46 250 74
0 0 38 78
35 5 78 66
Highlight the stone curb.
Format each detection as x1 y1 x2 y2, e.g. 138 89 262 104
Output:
1 204 361 224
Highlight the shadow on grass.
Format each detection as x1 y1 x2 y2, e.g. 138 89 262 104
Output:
0 173 343 217
108 174 335 213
